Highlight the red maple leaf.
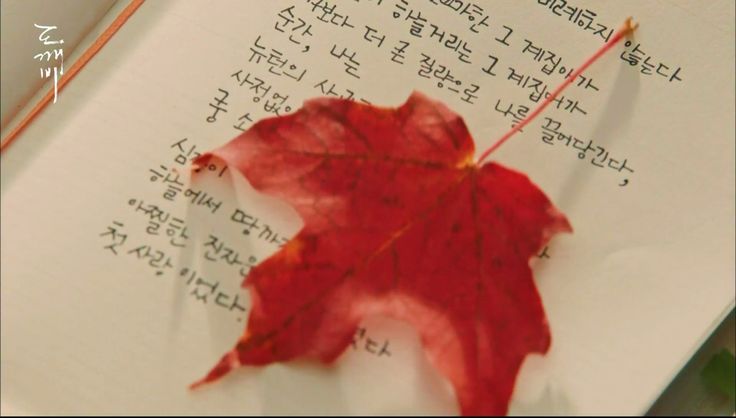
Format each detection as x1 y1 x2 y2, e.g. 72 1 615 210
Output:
191 20 635 415
191 91 570 414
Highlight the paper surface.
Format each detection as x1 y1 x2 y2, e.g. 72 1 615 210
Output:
1 0 734 415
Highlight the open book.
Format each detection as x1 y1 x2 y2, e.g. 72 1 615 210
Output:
2 0 734 415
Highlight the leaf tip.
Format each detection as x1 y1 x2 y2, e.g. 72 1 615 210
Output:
188 379 207 391
191 153 214 174
283 237 305 264
190 350 241 390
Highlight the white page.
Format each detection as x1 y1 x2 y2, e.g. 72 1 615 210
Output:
2 0 734 415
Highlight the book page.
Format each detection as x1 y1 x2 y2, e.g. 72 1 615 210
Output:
2 0 734 415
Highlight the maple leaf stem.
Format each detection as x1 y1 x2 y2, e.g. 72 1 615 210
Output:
476 17 639 165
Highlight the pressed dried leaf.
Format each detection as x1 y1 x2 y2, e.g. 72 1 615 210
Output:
192 92 571 415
